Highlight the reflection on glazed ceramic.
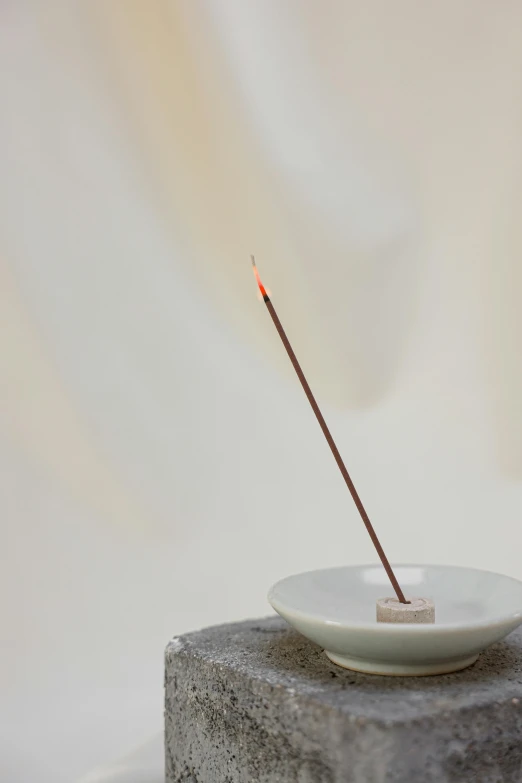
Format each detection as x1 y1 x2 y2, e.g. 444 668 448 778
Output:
362 566 426 586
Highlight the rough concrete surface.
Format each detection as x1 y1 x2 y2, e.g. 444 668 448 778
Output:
165 616 522 782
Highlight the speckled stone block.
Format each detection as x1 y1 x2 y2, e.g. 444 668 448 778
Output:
164 617 522 783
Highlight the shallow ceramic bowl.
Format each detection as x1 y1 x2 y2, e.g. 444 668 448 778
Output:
268 564 522 676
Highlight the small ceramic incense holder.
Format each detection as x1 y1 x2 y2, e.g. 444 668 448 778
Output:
376 596 435 624
268 564 522 675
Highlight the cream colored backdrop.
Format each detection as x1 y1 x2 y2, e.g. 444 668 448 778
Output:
1 2 522 781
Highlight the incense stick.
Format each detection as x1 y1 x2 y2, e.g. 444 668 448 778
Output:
251 256 408 604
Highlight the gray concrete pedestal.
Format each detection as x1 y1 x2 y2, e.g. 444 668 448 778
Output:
164 617 522 782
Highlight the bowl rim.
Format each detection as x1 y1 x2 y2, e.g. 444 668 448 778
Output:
268 563 522 633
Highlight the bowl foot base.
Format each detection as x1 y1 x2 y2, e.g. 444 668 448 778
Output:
325 650 479 676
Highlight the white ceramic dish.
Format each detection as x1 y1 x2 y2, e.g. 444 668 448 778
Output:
268 564 522 676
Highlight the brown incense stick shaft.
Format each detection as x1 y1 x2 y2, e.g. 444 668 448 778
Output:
262 294 407 604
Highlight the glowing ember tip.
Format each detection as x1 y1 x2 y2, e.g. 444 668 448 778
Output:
250 255 268 299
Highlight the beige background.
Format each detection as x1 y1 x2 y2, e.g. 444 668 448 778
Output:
1 2 522 781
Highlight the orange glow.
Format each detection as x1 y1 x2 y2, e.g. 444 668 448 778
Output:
251 256 268 299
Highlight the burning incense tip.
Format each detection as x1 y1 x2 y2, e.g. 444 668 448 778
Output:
251 255 268 300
